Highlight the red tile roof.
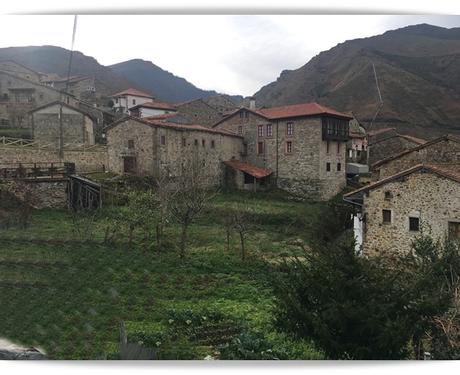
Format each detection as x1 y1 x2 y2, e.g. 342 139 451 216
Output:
223 160 273 179
142 113 179 121
105 115 242 139
130 101 176 111
398 134 427 145
344 163 460 198
111 88 154 98
256 102 353 120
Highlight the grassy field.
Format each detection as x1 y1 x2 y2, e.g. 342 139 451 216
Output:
0 191 326 359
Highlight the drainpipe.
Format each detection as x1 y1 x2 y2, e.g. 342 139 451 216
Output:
275 121 279 185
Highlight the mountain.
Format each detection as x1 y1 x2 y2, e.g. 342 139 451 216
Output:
110 59 243 103
254 24 460 137
0 45 133 96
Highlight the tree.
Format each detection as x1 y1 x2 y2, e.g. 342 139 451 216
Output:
229 204 253 260
168 159 216 258
273 235 460 359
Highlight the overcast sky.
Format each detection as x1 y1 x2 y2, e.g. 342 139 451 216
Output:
0 15 459 96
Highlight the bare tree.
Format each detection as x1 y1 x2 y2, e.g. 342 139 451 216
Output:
230 205 252 261
168 159 216 258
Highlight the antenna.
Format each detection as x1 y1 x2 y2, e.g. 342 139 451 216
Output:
59 15 78 158
366 62 384 166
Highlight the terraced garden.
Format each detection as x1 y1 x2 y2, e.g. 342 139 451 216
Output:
0 191 327 359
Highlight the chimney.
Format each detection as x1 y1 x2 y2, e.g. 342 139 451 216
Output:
249 97 256 110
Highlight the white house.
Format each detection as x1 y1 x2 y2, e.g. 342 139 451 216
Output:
111 88 155 114
129 101 177 118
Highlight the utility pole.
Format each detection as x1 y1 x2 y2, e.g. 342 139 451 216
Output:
366 62 384 167
59 15 78 159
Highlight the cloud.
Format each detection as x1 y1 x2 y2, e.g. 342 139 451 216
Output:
0 15 459 96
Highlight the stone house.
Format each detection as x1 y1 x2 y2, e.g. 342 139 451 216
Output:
129 101 177 118
111 88 155 114
367 127 426 165
175 99 223 127
0 60 45 83
372 135 460 180
105 116 244 185
344 164 460 256
213 102 352 200
42 75 97 101
0 71 76 127
29 101 96 147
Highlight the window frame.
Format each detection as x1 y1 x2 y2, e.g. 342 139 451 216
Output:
286 140 293 154
337 162 341 171
160 135 166 146
127 139 135 149
258 125 264 138
382 209 392 224
257 141 264 155
266 123 273 137
286 122 294 136
409 217 420 232
326 162 331 172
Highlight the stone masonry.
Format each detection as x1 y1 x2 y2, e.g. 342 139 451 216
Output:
360 169 460 256
213 109 348 200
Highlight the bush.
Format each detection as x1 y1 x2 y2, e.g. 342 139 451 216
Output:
273 235 460 359
219 330 288 360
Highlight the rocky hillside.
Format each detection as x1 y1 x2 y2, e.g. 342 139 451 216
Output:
254 24 460 137
0 45 133 96
110 59 243 103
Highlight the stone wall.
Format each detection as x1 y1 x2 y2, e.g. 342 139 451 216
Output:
31 104 95 147
3 179 68 209
369 134 422 165
214 111 347 200
375 139 460 179
362 171 460 256
0 145 108 173
106 118 244 186
0 71 77 126
176 99 222 127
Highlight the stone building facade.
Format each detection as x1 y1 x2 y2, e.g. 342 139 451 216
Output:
0 60 44 83
106 117 244 185
0 71 76 127
344 164 460 256
372 135 460 180
367 127 426 166
29 101 96 147
175 99 223 127
213 103 351 200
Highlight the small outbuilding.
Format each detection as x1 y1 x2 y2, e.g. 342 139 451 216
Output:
29 101 96 147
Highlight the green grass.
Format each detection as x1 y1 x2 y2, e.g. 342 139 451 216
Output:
0 191 325 359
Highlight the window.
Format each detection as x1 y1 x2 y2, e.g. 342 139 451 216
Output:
286 141 292 154
337 162 341 171
257 141 264 155
239 110 248 119
326 140 330 154
448 222 460 240
337 142 340 154
321 117 349 141
287 122 294 136
202 139 205 147
132 99 136 105
382 209 392 224
39 93 43 100
326 162 331 172
238 126 243 135
384 191 393 200
409 217 420 232
182 138 186 147
266 124 273 137
258 125 264 137
211 140 215 149
115 98 118 104
127 139 134 149
161 135 166 145
194 139 198 146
